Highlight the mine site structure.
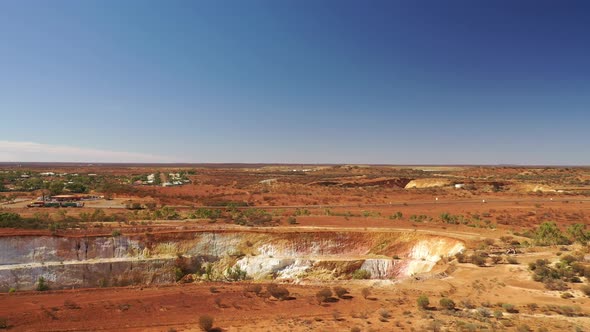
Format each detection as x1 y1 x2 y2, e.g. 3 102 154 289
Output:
26 194 96 208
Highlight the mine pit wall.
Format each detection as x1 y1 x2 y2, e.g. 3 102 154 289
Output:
0 231 464 291
0 259 176 291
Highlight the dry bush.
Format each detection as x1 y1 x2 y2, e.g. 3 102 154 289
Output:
332 310 342 321
361 287 371 299
267 284 290 300
333 286 349 299
439 297 455 310
507 256 519 264
244 284 262 296
379 309 392 320
470 254 486 267
198 315 214 331
316 288 333 304
214 297 222 308
63 300 80 309
502 303 518 313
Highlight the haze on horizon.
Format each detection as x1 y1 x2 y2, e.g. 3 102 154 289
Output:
1 1 589 165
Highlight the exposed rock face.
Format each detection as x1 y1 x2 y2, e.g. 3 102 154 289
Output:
0 236 143 264
361 259 397 278
402 239 465 275
0 231 464 290
405 178 452 189
0 258 175 290
511 183 556 193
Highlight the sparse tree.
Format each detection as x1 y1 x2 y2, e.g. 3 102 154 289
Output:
47 181 65 196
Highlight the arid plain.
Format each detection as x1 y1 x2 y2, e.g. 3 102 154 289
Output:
1 164 589 331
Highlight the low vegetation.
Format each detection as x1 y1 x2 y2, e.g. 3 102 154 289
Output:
316 288 333 304
267 284 290 300
36 277 49 292
0 317 7 329
351 269 371 280
528 254 589 290
439 297 455 310
333 286 349 299
198 315 214 331
417 294 430 310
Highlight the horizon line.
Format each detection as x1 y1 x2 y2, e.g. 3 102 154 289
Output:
0 162 588 168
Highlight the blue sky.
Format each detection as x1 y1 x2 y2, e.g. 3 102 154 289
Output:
1 0 589 164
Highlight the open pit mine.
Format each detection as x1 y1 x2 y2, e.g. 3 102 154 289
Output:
0 230 464 291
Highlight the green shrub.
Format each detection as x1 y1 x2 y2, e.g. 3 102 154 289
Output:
439 297 455 310
534 222 570 246
352 269 371 279
225 265 247 281
36 277 49 291
417 295 430 310
389 212 403 220
566 223 590 244
111 230 121 237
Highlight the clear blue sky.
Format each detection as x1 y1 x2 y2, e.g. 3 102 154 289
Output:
1 0 589 164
